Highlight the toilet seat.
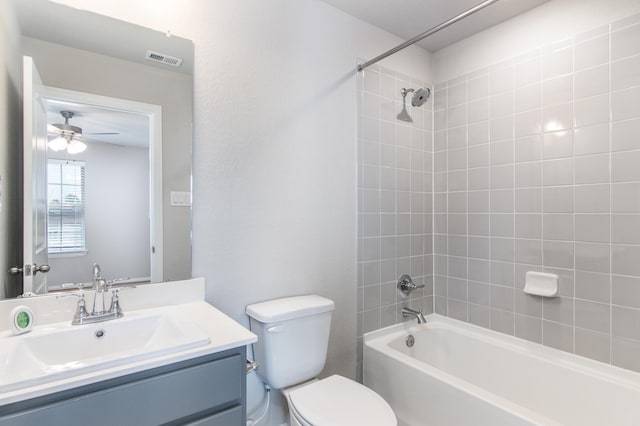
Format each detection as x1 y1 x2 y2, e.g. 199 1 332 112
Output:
288 375 396 426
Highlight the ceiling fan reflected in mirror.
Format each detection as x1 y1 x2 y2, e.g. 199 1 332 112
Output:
47 110 119 154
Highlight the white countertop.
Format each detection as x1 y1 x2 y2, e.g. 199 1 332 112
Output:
0 278 256 406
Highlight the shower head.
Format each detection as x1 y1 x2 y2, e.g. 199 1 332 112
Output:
411 88 431 107
400 87 431 108
397 86 431 122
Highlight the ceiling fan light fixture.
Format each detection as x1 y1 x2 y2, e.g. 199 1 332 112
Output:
67 139 87 154
48 136 68 151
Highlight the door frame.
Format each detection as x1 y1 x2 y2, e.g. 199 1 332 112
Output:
22 56 48 294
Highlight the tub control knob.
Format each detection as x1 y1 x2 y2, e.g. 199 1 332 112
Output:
397 274 424 295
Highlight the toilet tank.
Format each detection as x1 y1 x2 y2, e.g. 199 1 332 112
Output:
246 295 334 389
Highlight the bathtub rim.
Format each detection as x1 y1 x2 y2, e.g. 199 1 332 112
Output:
364 314 640 426
364 316 555 425
365 314 640 391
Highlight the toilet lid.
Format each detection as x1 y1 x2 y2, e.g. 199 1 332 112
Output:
289 375 396 426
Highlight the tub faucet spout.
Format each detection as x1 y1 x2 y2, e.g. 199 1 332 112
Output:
402 307 426 324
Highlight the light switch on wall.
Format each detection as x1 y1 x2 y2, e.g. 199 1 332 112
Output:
170 191 191 207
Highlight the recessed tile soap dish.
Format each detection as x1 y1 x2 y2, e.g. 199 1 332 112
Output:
523 271 559 297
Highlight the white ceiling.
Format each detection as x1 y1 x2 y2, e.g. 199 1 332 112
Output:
47 100 150 149
321 0 550 52
13 0 193 75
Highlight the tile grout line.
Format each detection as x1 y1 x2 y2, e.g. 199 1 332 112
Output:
540 47 546 345
511 60 517 336
571 32 577 353
487 69 492 331
431 82 436 316
466 74 470 323
375 70 383 331
608 21 614 365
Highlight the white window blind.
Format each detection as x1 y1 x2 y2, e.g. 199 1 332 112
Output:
47 159 86 254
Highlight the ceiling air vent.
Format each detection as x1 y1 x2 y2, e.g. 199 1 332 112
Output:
145 50 183 67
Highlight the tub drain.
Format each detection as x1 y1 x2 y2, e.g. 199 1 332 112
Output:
406 334 415 347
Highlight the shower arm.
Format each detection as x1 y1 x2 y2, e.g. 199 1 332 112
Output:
357 0 500 72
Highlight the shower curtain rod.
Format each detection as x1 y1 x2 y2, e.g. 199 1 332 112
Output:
357 0 500 72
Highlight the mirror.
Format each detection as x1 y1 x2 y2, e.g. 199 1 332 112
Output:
37 89 162 293
7 0 194 297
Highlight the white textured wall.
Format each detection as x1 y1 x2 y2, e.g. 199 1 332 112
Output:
434 0 640 80
49 0 431 423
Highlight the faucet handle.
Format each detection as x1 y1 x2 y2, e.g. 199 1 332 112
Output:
57 293 90 325
397 274 425 295
106 277 131 287
61 282 89 291
108 288 127 318
56 292 84 300
105 279 134 297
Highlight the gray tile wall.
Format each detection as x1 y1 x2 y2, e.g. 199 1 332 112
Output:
357 64 433 378
433 14 640 373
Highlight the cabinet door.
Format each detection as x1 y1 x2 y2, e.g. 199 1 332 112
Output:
188 405 242 426
0 354 243 426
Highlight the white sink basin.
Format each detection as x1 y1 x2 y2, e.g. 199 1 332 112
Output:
0 311 210 393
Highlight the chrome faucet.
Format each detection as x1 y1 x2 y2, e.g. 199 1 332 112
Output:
402 307 427 324
58 264 127 325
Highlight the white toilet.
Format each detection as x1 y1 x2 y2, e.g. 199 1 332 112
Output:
246 295 396 426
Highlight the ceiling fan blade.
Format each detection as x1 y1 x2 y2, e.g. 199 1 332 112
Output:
83 132 120 135
81 137 125 147
47 124 62 133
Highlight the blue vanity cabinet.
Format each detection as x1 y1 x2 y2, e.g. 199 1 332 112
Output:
0 347 246 426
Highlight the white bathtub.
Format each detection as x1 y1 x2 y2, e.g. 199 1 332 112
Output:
364 314 640 426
